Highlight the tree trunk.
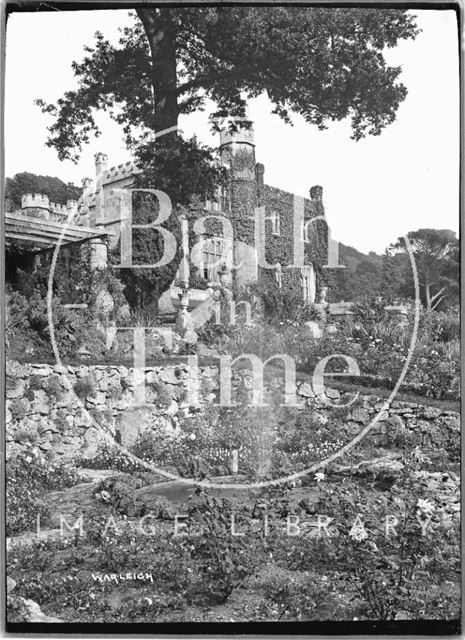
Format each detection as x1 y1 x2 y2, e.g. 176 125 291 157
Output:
137 9 179 138
425 282 431 312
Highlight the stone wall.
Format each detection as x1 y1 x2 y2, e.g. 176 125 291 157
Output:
6 360 209 459
6 360 459 462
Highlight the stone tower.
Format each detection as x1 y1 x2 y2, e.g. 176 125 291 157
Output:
219 123 258 285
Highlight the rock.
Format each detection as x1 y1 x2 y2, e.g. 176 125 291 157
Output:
6 381 25 399
196 344 219 358
75 468 116 484
7 577 16 592
94 391 107 406
183 330 199 345
116 408 165 448
415 420 431 433
325 387 340 401
80 427 104 458
31 390 49 415
22 598 63 622
422 406 442 420
214 464 230 477
166 400 179 417
31 365 53 377
395 610 413 621
356 456 404 483
6 361 29 378
304 321 322 339
14 427 35 444
298 382 315 398
53 365 68 375
75 411 93 429
334 454 404 485
77 365 90 378
350 408 370 424
145 371 158 385
158 368 181 385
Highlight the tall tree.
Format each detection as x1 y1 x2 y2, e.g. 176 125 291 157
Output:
37 8 419 160
388 229 458 311
35 8 419 309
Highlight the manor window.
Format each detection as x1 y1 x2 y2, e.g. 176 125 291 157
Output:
220 186 231 213
303 219 312 243
269 210 280 236
300 264 316 303
202 237 225 282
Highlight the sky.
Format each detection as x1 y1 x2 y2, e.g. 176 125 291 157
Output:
4 8 460 253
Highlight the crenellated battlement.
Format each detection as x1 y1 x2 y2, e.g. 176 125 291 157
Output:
103 160 138 184
20 193 80 222
21 193 50 209
220 122 255 153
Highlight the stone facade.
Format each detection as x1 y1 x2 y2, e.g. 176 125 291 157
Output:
12 124 329 308
72 124 328 302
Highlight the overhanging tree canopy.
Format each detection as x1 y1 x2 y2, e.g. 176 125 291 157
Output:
37 7 419 161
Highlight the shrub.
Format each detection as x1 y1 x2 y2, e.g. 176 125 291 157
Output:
28 374 44 391
246 275 322 325
5 290 28 350
6 450 79 536
186 491 265 603
73 376 97 400
45 374 65 400
9 398 29 421
80 442 143 473
147 380 172 408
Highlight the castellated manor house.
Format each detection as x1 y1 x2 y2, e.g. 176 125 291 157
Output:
14 124 328 307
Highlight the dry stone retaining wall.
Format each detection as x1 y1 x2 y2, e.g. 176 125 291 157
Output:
6 360 459 461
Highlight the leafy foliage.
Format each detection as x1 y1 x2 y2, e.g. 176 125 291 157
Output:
5 172 81 211
112 143 225 312
387 229 459 311
37 8 419 162
6 449 79 536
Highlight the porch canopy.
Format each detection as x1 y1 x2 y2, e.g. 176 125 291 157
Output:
5 212 111 249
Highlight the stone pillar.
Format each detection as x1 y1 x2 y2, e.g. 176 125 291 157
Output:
178 213 190 287
89 231 108 270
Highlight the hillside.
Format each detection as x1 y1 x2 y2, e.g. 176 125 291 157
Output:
338 242 383 269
